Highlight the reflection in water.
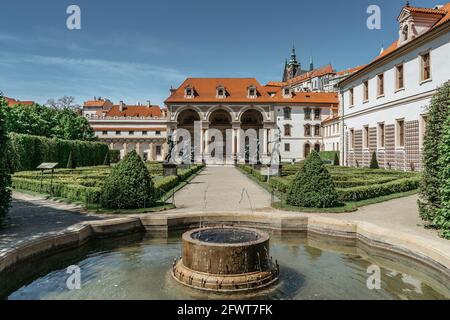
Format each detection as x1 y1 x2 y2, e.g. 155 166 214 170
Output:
2 231 449 300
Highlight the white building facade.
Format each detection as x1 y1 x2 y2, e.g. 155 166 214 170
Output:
339 3 450 171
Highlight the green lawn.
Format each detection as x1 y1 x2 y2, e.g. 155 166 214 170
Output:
237 164 421 212
12 163 204 212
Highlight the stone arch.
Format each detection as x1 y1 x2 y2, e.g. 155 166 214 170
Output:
238 106 268 123
174 106 202 123
304 142 311 159
205 105 235 123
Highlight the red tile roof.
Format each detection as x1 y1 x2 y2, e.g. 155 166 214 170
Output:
103 105 163 117
165 78 338 106
4 97 35 107
287 65 335 86
341 3 450 85
84 99 114 108
335 65 366 76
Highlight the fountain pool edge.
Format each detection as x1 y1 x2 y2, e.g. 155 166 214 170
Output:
1 212 449 279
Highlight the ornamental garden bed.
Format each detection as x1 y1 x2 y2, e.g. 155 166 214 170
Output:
12 163 204 212
237 164 420 212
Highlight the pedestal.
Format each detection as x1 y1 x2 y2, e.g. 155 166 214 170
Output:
163 163 178 176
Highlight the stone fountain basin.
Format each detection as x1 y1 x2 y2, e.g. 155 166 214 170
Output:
182 227 271 275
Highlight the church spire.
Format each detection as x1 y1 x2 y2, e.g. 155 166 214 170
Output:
309 55 314 71
289 45 298 65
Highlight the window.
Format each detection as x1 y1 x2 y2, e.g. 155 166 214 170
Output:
185 87 194 98
217 86 225 98
304 108 311 120
129 131 134 135
314 109 321 120
156 130 161 136
363 126 369 148
304 124 311 137
378 123 385 148
284 125 291 137
284 88 290 95
248 87 257 98
283 107 291 120
349 88 354 106
314 125 321 137
396 64 404 90
102 131 107 135
402 25 409 42
156 145 162 156
363 80 369 101
421 53 431 81
377 74 384 96
116 131 121 135
284 143 290 152
350 129 355 149
142 131 148 135
397 120 405 147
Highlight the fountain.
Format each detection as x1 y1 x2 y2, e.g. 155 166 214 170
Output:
172 227 279 292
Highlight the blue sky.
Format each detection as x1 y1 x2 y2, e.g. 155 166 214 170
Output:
0 0 439 107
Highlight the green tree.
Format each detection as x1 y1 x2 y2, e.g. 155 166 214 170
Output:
5 104 95 141
370 152 379 169
419 81 450 222
0 95 12 224
435 115 450 238
286 151 338 208
101 151 155 209
333 152 340 166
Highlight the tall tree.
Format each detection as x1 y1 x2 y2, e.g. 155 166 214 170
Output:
46 96 80 110
0 94 12 225
419 81 450 222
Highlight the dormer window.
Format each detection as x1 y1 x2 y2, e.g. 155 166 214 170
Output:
216 86 226 99
247 86 257 98
185 86 194 99
282 87 292 98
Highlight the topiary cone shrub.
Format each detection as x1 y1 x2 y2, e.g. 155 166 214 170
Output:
370 151 379 169
333 152 340 166
103 150 111 166
67 151 76 169
101 150 155 209
286 151 339 208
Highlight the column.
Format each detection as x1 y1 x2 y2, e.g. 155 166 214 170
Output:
136 142 141 158
262 129 268 155
123 142 128 159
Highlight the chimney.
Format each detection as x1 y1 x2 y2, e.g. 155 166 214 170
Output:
147 100 151 108
170 86 177 94
119 100 125 112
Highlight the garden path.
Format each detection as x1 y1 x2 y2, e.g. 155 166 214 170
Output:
171 166 273 213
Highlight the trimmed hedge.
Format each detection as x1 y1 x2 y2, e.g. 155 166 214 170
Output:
109 150 120 164
8 133 110 172
237 164 267 182
12 177 101 205
0 96 12 223
319 151 339 162
337 177 420 202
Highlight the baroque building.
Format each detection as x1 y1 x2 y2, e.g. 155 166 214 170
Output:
339 2 450 171
82 98 168 161
165 78 337 164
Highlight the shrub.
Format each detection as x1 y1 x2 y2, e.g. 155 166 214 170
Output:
370 152 379 169
67 151 76 169
101 151 156 209
337 177 420 202
109 150 120 164
269 177 290 193
419 81 450 222
286 151 338 208
0 95 12 224
103 151 111 166
333 153 340 166
8 133 109 171
434 115 450 238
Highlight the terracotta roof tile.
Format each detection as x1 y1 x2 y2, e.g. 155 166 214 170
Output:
4 97 35 107
104 105 163 117
287 65 335 86
165 78 338 105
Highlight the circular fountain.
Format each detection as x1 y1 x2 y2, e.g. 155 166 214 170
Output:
172 227 279 292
